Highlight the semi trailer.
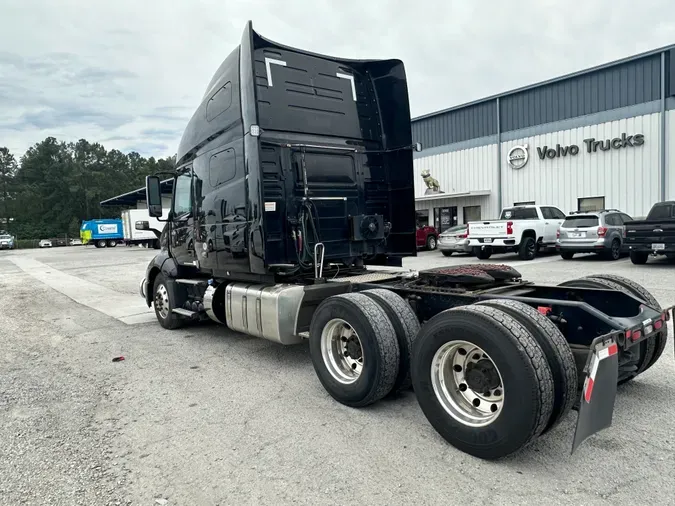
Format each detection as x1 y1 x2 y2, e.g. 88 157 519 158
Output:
135 21 672 460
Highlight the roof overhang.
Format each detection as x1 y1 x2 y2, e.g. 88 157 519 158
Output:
415 189 491 202
100 178 174 207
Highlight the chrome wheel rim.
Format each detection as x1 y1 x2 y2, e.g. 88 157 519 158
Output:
431 340 504 427
429 237 436 249
155 284 170 319
321 318 363 384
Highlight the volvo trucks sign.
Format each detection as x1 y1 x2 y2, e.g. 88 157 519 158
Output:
508 133 644 167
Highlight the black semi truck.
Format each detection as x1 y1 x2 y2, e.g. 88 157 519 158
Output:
136 21 672 460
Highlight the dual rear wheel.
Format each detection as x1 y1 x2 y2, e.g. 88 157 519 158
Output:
309 291 577 460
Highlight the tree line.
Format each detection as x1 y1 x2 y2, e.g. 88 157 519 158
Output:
0 137 175 240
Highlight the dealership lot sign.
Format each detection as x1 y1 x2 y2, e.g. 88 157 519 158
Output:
536 133 644 160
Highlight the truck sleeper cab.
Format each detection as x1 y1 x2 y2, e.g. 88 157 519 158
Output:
138 22 673 461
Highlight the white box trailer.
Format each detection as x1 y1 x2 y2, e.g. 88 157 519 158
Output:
121 209 167 248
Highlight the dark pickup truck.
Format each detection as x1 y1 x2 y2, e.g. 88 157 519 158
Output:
625 201 675 264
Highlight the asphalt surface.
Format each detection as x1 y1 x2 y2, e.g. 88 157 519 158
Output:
1 245 673 505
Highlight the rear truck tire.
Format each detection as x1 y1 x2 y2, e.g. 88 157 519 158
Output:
426 235 437 251
411 305 554 460
518 236 537 261
630 251 648 265
361 289 421 394
585 274 667 374
152 273 184 330
558 276 655 383
442 251 453 257
560 251 575 260
107 240 117 248
96 240 106 248
475 299 577 434
474 246 492 260
309 293 400 408
604 239 621 261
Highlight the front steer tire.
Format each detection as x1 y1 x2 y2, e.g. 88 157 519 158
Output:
411 305 554 460
361 289 421 394
152 274 184 330
476 299 577 434
309 293 400 408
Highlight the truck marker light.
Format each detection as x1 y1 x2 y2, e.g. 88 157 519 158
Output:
625 329 632 340
654 319 663 330
583 342 618 403
537 306 552 315
632 330 642 341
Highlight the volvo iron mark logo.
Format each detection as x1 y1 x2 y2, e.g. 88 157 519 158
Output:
507 144 529 169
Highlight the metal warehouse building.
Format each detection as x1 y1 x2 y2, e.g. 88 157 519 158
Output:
412 44 675 233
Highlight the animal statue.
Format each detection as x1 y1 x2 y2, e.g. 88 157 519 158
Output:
421 169 443 195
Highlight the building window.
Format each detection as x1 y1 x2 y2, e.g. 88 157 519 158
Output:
578 196 605 212
463 205 481 224
514 201 535 206
415 210 429 227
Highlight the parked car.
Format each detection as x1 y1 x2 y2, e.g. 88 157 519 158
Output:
556 209 632 260
69 238 83 246
416 223 439 250
467 205 566 260
438 224 471 256
0 233 15 249
39 239 52 248
624 201 675 264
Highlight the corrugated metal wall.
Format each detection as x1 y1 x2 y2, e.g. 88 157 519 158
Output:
501 112 661 218
411 101 496 149
412 52 665 150
413 144 498 198
500 55 661 132
413 144 500 220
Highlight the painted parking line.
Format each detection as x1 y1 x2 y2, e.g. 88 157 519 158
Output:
9 256 155 325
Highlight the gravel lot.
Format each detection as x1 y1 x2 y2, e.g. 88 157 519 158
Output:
0 245 673 505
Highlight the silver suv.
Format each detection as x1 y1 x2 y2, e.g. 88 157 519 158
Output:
556 209 632 260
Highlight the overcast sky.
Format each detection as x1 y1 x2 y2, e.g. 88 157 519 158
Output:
2 0 674 159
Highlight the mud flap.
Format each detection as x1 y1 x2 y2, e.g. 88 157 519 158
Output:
571 334 619 454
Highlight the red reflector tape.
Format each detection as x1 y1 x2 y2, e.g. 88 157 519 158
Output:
584 377 594 403
537 306 552 315
584 341 617 403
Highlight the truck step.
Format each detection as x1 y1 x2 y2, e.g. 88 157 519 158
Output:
176 278 208 286
172 308 197 317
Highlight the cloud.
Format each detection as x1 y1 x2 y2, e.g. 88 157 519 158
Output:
1 0 674 161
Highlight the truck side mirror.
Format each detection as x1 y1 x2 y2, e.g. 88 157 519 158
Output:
135 221 150 231
146 176 163 217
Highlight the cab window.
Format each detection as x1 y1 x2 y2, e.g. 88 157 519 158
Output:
173 172 193 216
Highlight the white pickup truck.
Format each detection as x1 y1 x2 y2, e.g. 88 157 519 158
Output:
467 205 566 260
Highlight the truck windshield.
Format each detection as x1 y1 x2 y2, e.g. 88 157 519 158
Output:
500 208 538 220
647 204 675 220
563 216 599 228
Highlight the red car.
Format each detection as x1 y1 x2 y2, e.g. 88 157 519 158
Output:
416 224 438 250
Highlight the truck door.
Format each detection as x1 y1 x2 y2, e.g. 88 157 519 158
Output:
170 169 197 267
541 207 565 243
